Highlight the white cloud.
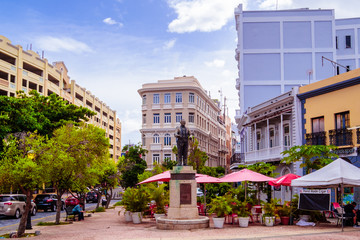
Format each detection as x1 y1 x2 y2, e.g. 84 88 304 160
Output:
167 0 243 33
163 39 176 50
205 59 225 68
258 0 293 9
35 36 93 54
103 17 123 27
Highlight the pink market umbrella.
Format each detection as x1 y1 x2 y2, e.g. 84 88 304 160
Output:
269 173 300 204
220 169 276 201
269 173 300 187
220 169 275 183
138 171 219 185
138 171 171 185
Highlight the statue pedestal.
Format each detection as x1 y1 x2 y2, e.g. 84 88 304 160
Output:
156 166 209 230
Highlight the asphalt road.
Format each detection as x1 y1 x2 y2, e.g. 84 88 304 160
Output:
0 200 118 235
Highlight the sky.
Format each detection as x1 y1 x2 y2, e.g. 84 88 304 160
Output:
1 0 360 147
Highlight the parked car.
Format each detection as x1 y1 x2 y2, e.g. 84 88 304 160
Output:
0 194 37 218
86 192 99 203
65 196 80 207
34 194 64 212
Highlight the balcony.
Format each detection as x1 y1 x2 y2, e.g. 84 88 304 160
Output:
305 131 326 145
245 145 283 163
329 128 353 146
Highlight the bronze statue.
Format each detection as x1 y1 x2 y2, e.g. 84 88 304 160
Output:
174 119 191 166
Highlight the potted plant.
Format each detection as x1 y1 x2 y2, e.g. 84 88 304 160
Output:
127 187 150 224
208 196 232 228
149 184 168 220
233 200 251 228
119 188 133 222
263 198 279 227
278 201 292 225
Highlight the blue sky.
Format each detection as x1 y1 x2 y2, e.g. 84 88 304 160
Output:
1 0 360 146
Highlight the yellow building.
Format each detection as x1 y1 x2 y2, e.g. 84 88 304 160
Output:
0 35 121 161
298 68 360 162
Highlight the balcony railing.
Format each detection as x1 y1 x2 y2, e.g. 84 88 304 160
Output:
305 131 326 145
329 128 353 146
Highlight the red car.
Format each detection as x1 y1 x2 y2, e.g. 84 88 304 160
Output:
65 196 80 207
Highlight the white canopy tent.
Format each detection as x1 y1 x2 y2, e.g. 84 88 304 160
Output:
291 158 360 231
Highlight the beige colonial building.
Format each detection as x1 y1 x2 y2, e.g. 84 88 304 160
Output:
138 76 227 168
0 35 121 161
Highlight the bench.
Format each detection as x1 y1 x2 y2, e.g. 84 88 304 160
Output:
65 206 76 221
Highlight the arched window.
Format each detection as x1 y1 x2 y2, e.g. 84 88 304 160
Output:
153 134 160 143
164 133 171 146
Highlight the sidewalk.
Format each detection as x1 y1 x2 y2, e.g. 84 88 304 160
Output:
28 207 360 240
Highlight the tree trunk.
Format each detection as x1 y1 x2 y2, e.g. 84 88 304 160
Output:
17 190 32 237
55 190 65 224
105 188 113 209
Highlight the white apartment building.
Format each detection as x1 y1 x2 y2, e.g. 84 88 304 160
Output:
138 76 227 168
234 5 360 168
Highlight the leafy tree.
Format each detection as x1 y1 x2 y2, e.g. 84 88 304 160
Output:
93 160 119 209
187 137 208 172
281 145 338 174
162 157 177 170
118 144 148 188
0 91 94 151
200 166 225 177
0 133 48 237
40 123 110 223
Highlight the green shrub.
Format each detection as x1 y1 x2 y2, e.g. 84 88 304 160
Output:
95 206 106 212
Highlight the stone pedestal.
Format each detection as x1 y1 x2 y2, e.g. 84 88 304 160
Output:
156 166 209 230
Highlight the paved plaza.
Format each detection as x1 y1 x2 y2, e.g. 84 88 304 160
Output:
15 206 360 240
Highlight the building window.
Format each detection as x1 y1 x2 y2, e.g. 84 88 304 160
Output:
189 113 194 123
164 133 171 146
164 154 171 161
256 131 261 150
269 128 274 148
336 36 338 49
176 113 182 122
152 154 160 165
335 111 349 129
142 95 146 105
175 93 182 103
346 35 351 48
153 113 160 124
336 66 340 75
164 113 171 123
164 93 171 103
312 117 324 133
142 134 146 146
142 114 146 124
153 134 160 143
153 94 160 104
284 124 290 149
189 93 194 103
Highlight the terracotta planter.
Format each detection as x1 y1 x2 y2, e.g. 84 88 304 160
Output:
213 217 225 228
264 216 275 227
124 211 132 222
238 216 249 228
131 212 142 224
280 216 290 225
